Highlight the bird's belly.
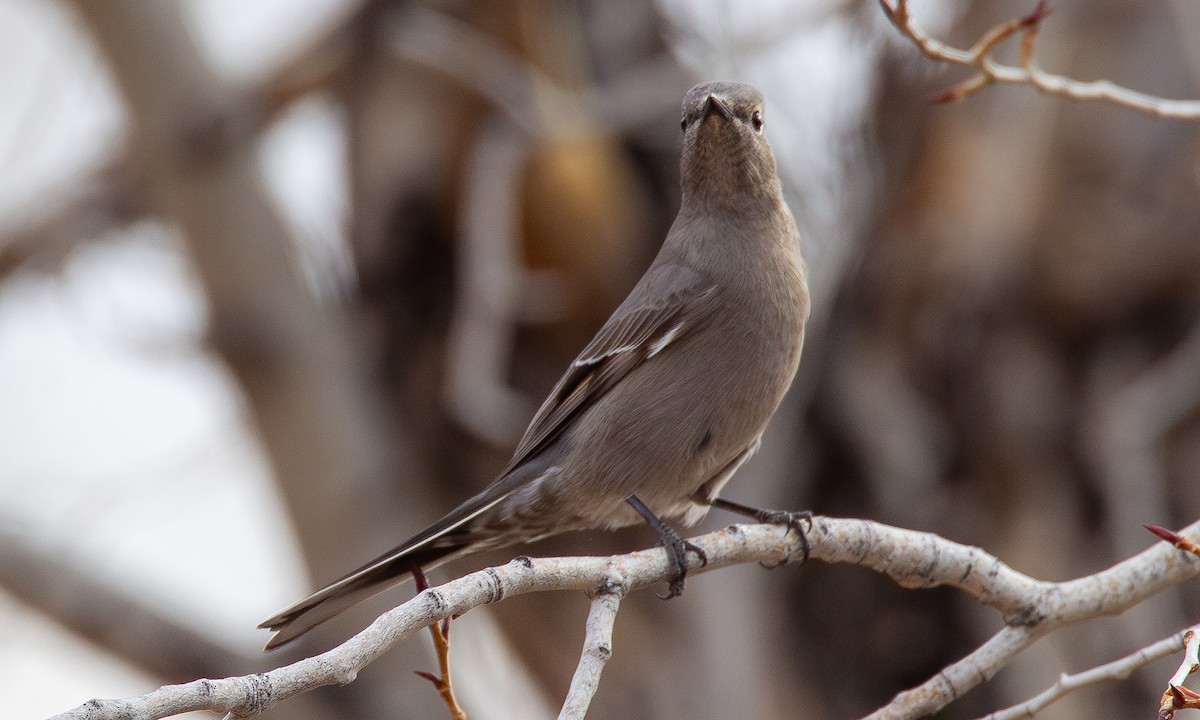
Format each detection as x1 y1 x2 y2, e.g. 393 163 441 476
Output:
547 329 798 527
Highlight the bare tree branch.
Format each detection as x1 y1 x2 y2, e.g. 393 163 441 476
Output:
559 578 625 720
879 0 1200 119
981 628 1190 720
1160 627 1200 719
49 516 1200 720
865 512 1200 719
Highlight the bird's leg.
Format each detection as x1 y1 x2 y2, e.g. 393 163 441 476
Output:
626 494 707 598
709 497 812 563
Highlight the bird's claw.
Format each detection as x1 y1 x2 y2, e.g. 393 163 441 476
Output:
756 509 812 565
709 498 813 565
658 537 707 599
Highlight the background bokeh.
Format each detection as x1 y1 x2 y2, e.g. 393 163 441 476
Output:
2 1 1198 718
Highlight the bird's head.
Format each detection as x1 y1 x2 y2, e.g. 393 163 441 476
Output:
678 81 780 210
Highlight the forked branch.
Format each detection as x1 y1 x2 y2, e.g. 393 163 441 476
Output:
879 0 1200 119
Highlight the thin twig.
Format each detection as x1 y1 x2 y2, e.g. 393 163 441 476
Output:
1160 628 1200 719
1167 629 1200 689
415 621 467 720
411 566 467 720
1146 527 1200 719
981 629 1190 720
880 0 1200 119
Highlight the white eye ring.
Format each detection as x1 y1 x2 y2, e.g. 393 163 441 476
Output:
751 110 764 133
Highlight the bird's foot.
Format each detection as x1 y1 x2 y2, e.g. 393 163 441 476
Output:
626 493 707 599
754 508 812 565
660 531 708 599
710 498 813 564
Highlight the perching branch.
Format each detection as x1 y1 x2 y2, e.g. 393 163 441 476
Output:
879 0 1200 120
50 516 1200 720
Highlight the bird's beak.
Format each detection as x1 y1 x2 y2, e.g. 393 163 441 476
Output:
702 94 734 122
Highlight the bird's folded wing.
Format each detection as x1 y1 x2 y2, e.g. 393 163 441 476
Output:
500 263 719 477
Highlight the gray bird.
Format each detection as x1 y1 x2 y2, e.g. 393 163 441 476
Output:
260 81 810 649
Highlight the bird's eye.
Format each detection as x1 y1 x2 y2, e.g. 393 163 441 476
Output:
680 115 687 132
751 110 764 133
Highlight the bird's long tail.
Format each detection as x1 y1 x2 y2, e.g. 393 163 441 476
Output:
257 541 466 650
258 488 513 650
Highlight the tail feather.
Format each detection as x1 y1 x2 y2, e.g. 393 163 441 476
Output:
259 485 519 650
259 542 466 650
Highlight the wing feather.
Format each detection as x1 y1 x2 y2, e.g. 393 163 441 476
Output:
500 264 718 476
